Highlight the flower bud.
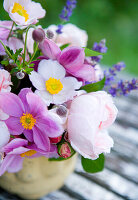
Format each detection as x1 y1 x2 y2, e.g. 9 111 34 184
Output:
56 105 67 117
58 142 75 158
50 136 62 144
0 64 4 69
16 71 25 79
32 28 45 43
46 29 54 39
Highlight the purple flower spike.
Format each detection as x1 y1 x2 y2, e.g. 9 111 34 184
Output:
91 39 108 63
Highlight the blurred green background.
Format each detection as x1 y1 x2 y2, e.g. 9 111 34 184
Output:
0 0 138 75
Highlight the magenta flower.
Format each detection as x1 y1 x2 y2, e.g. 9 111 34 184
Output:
0 138 58 176
39 38 95 82
0 88 63 151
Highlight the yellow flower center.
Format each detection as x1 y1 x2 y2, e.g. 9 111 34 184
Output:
20 150 37 158
20 113 36 130
46 77 63 94
12 2 29 22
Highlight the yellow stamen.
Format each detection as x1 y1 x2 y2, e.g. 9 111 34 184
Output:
12 2 29 22
20 150 37 158
20 113 36 130
46 77 63 94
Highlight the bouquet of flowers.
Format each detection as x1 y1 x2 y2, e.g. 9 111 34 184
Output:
0 0 138 177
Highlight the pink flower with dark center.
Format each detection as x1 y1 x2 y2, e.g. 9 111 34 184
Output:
0 88 63 151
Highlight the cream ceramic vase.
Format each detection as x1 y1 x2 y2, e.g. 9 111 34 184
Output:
0 155 77 199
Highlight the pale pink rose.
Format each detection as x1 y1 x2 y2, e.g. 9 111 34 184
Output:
67 91 118 160
47 23 88 47
0 121 10 149
94 64 104 81
0 69 12 93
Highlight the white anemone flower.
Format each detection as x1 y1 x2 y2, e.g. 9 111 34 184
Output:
29 59 82 105
0 121 10 149
3 0 46 26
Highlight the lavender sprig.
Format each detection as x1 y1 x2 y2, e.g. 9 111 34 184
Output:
91 39 108 62
109 79 138 97
56 0 77 34
104 62 126 86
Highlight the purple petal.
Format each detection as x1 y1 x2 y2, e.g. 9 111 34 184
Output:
3 138 28 153
7 155 24 173
59 47 85 73
33 126 50 151
18 88 32 111
36 115 63 138
39 38 61 60
23 129 33 142
0 93 24 117
5 117 24 135
0 155 16 176
26 92 48 117
73 64 96 82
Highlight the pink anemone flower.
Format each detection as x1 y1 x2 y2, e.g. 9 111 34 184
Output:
0 138 57 176
0 88 63 151
39 38 96 82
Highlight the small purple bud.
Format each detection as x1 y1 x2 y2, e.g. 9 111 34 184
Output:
56 105 67 117
46 29 54 39
0 64 4 69
32 28 45 43
16 71 25 79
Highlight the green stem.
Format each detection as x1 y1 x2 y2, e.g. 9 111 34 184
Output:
28 42 39 64
7 22 15 40
0 40 13 59
23 25 36 68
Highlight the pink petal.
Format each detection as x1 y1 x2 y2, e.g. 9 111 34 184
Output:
23 129 33 142
5 116 24 135
33 126 50 151
0 92 24 117
39 38 61 60
36 115 63 138
7 155 24 173
59 47 85 73
3 138 28 153
0 155 16 176
26 92 48 117
18 88 32 111
73 64 96 82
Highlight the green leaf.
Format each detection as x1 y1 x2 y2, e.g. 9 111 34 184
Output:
1 60 9 66
80 77 105 93
81 154 105 173
10 67 19 74
84 48 104 57
60 43 70 51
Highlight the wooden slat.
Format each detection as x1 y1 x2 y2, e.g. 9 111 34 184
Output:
75 159 138 200
41 190 76 200
64 173 124 200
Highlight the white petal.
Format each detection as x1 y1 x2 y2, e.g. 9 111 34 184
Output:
38 60 66 80
0 109 9 120
0 121 10 148
52 77 82 105
35 90 53 106
29 71 46 90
